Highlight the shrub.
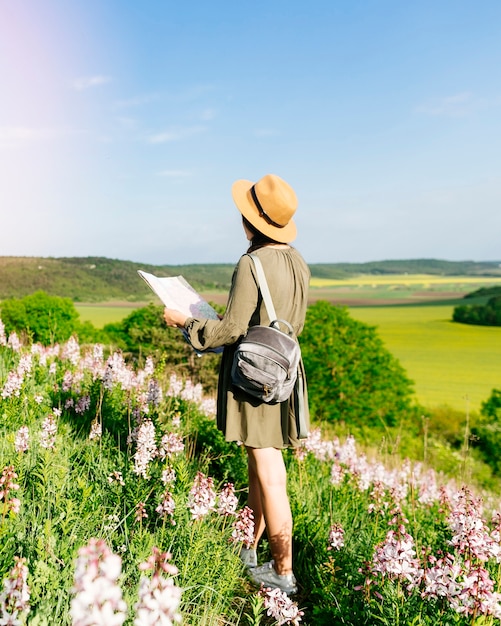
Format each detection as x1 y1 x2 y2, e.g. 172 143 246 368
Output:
470 388 501 474
453 295 501 327
300 301 416 433
0 291 79 345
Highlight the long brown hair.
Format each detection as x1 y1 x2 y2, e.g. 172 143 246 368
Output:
243 217 281 252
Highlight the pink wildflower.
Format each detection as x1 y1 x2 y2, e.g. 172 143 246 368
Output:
199 397 216 416
14 426 29 453
447 487 495 562
158 433 184 460
166 374 183 397
135 502 148 522
61 336 80 365
133 420 157 479
2 371 24 399
143 356 155 377
217 482 239 516
89 419 102 441
7 332 21 352
108 472 125 486
259 586 304 625
0 465 21 515
62 370 74 392
370 525 423 588
328 524 345 550
40 415 57 450
330 462 345 487
453 563 501 618
161 468 176 485
0 556 30 624
230 506 255 548
155 491 176 525
421 553 462 601
0 319 6 346
187 472 216 520
134 548 182 626
70 538 127 626
75 395 91 415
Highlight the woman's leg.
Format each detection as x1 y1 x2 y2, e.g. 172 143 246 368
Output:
246 446 293 575
247 450 266 547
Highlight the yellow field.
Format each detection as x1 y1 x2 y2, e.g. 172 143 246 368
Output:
310 274 501 288
349 305 501 413
76 304 140 327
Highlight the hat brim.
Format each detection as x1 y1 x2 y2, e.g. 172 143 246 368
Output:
232 179 297 244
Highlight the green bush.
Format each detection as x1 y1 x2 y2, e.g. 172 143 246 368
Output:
300 301 416 433
470 388 501 474
0 291 79 345
453 295 501 326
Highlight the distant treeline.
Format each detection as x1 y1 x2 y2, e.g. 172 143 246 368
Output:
453 286 501 327
0 256 500 302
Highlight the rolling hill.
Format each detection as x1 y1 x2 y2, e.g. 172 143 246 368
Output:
0 256 500 302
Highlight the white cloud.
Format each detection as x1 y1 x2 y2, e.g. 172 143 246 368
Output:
415 92 485 117
72 75 112 91
147 126 206 144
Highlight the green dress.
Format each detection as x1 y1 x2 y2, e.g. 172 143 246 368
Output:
183 246 310 449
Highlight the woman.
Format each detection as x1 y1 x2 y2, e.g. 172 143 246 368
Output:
163 173 310 595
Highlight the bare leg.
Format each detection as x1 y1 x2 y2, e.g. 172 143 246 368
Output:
246 446 293 575
247 451 266 547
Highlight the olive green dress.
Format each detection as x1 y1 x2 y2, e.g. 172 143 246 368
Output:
183 246 310 449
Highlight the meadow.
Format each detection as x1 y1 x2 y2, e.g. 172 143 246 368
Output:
2 333 501 625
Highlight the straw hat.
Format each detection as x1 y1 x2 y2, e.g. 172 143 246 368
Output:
231 174 297 243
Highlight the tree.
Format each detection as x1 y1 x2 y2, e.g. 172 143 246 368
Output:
470 389 501 475
300 301 415 431
0 291 80 345
453 295 501 327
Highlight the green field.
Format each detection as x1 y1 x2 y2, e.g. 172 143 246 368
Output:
349 305 501 413
75 300 501 414
76 304 140 327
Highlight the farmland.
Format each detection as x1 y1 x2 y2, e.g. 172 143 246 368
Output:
350 305 501 412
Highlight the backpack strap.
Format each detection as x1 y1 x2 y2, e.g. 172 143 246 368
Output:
248 253 277 323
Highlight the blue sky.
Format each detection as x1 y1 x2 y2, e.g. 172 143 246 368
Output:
1 0 500 265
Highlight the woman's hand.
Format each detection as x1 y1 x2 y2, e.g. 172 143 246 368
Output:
163 308 188 328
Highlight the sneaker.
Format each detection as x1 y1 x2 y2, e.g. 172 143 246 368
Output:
239 547 257 569
249 560 298 595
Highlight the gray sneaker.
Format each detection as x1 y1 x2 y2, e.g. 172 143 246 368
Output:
249 560 298 595
239 547 257 569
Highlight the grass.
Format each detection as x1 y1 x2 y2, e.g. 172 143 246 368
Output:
349 304 501 413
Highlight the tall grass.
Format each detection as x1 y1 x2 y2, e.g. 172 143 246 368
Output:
2 330 501 624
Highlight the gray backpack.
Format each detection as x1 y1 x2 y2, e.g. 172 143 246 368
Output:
231 254 301 403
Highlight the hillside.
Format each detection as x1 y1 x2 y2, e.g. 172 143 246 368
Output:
0 256 500 302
